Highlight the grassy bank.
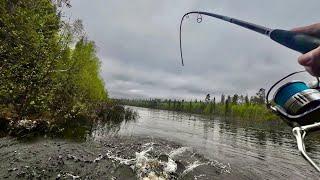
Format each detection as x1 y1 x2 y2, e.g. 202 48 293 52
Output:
117 98 277 122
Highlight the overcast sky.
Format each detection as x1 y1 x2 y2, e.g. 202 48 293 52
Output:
65 0 320 100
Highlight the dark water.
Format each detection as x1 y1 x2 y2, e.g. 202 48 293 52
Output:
92 106 320 179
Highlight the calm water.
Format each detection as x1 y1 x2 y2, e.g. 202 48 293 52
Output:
93 106 320 179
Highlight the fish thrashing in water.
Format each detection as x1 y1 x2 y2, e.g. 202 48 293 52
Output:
106 142 231 179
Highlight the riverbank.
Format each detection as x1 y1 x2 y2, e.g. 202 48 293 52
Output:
0 104 137 139
117 99 278 122
0 136 233 180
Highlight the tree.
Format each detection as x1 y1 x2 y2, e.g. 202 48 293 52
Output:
250 88 266 104
239 95 244 104
213 97 216 114
220 94 225 104
256 88 266 104
0 0 61 116
245 95 250 105
232 94 239 104
205 94 210 103
51 39 107 117
225 96 231 114
0 1 108 121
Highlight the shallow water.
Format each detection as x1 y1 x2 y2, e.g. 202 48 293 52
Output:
93 106 320 179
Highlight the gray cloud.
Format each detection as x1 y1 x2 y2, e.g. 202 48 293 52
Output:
65 0 320 100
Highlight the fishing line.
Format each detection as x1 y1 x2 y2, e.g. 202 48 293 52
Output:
180 11 320 66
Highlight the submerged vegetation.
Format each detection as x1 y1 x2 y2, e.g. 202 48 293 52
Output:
117 88 278 122
0 0 136 137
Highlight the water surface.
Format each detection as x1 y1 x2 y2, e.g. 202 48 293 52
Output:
93 106 320 179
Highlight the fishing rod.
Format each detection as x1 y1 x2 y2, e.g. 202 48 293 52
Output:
180 11 320 172
179 11 320 66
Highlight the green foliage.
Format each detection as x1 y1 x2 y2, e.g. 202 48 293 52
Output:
72 40 106 102
52 39 107 118
117 89 277 122
0 0 61 116
0 0 107 121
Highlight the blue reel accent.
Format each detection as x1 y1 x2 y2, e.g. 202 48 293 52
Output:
274 82 309 107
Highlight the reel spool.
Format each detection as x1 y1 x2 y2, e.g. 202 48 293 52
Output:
266 71 320 126
266 70 320 172
274 81 320 115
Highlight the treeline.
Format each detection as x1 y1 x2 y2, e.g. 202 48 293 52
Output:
0 0 107 122
118 88 277 121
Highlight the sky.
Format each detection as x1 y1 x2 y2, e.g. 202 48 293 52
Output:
64 0 320 100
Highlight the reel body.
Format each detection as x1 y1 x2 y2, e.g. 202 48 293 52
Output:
274 82 320 115
267 71 320 172
271 82 320 126
267 71 320 126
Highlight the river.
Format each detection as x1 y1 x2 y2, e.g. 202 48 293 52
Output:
93 106 320 179
1 106 320 179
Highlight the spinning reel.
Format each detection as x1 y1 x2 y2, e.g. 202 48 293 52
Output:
267 71 320 172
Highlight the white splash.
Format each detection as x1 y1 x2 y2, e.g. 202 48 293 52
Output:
106 150 135 165
104 142 231 179
135 145 153 169
169 147 189 158
210 160 232 174
164 158 177 173
66 173 80 179
106 143 176 179
194 174 206 179
182 160 205 175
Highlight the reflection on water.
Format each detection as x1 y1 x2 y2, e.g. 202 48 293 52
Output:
48 106 138 141
93 106 320 179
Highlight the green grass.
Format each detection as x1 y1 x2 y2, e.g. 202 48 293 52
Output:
117 99 278 122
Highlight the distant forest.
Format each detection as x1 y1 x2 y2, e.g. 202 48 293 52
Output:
117 88 277 121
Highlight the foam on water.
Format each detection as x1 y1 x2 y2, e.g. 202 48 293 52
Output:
210 160 231 174
106 151 135 165
181 160 205 175
169 147 190 158
104 142 231 179
164 158 177 173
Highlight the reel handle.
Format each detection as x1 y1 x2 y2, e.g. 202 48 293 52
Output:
270 29 320 54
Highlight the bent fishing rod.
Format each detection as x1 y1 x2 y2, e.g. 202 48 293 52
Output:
179 11 320 66
180 11 320 172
